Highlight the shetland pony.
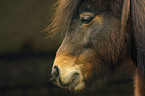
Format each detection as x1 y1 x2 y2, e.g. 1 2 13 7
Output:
49 0 145 96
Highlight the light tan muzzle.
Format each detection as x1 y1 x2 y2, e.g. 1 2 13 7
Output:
50 56 85 91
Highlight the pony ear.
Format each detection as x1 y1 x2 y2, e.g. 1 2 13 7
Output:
131 0 145 74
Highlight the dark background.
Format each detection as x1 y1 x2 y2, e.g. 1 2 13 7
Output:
0 0 133 96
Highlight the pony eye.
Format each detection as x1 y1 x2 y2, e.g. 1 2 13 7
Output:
80 16 94 24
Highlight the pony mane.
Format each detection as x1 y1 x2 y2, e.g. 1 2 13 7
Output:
46 0 122 36
131 0 145 74
46 0 80 36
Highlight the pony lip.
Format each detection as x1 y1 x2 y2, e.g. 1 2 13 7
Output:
58 73 81 90
68 73 80 91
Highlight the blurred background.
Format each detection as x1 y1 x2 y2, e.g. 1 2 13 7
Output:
0 0 134 96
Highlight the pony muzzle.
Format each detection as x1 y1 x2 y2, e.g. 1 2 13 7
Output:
51 56 85 91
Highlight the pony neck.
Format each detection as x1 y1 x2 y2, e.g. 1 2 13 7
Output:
134 69 145 96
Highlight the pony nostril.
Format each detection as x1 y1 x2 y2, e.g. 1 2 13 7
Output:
51 66 59 78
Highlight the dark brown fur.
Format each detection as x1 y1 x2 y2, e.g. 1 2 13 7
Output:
48 0 145 95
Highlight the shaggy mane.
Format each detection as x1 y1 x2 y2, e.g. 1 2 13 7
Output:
46 0 123 36
46 0 80 36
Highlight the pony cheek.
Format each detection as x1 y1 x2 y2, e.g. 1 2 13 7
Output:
82 63 98 81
